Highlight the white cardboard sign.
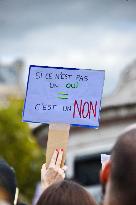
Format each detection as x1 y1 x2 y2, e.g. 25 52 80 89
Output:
23 65 105 128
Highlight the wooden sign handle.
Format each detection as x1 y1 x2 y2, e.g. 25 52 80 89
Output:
46 123 70 168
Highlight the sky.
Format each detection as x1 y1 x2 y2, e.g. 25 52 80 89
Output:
0 0 136 95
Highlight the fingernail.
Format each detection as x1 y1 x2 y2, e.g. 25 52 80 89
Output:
56 149 59 152
61 148 64 152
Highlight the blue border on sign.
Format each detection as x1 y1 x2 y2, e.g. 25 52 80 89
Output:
22 65 105 128
23 119 99 129
29 64 105 72
22 65 32 119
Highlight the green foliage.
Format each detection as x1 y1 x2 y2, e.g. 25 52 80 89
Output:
0 98 44 202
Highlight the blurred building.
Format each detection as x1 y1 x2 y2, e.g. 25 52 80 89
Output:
0 60 24 105
32 59 136 181
104 59 136 106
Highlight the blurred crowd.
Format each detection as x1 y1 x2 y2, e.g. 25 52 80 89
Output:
0 124 136 205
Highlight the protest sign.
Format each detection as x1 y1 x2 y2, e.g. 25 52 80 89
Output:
23 65 105 166
23 65 105 128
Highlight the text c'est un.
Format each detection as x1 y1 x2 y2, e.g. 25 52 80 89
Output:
35 104 57 111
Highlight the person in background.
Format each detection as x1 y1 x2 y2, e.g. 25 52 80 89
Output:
101 124 136 205
37 180 97 205
0 160 17 205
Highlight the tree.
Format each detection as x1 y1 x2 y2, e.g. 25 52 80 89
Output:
0 98 44 202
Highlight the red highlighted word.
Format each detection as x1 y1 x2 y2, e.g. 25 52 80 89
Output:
73 100 98 119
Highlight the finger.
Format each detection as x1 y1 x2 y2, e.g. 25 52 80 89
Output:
49 149 59 168
41 165 47 176
41 164 47 176
41 163 47 170
41 164 47 180
56 149 63 167
62 165 67 172
61 172 65 179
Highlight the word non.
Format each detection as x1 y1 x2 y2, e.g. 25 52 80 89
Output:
73 100 98 119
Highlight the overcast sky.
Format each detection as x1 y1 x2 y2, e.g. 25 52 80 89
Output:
0 0 136 95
